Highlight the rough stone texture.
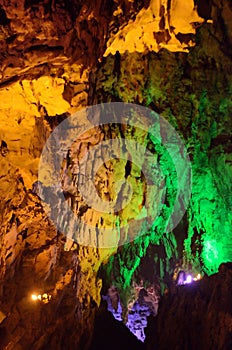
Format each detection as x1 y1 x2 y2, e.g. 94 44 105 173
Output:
0 0 109 83
0 157 104 349
145 263 232 350
97 9 232 294
104 0 205 56
0 0 231 349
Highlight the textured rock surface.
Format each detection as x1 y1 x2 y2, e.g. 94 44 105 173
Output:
145 263 232 350
0 0 231 349
104 0 204 56
91 265 232 349
97 10 232 294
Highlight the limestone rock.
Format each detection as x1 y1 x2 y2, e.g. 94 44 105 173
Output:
145 265 232 349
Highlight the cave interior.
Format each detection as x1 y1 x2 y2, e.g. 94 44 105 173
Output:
0 0 231 349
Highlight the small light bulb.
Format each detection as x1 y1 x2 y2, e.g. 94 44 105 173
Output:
31 294 38 301
185 275 193 284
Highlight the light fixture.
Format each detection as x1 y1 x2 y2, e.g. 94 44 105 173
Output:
31 293 52 303
185 275 193 284
193 273 202 281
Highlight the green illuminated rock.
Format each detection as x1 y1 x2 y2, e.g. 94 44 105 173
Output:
96 22 232 293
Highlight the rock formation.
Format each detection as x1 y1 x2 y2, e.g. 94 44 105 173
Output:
0 0 231 349
145 263 232 350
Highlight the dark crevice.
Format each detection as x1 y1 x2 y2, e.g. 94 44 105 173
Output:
24 44 64 53
0 6 10 26
195 0 212 20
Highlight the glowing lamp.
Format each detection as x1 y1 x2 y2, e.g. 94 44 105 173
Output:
185 275 193 284
31 293 52 303
193 273 202 281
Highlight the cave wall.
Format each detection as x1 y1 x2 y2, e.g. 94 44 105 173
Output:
145 263 232 350
0 0 231 349
96 0 232 303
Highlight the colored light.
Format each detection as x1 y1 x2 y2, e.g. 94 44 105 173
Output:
31 293 52 303
185 275 193 284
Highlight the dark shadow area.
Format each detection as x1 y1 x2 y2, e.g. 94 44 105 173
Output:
89 301 145 350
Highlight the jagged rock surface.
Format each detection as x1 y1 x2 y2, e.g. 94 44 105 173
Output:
145 263 232 350
97 17 232 300
0 1 231 349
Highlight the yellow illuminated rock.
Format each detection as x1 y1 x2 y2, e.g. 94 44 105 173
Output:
32 76 70 116
0 67 88 188
104 0 204 56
